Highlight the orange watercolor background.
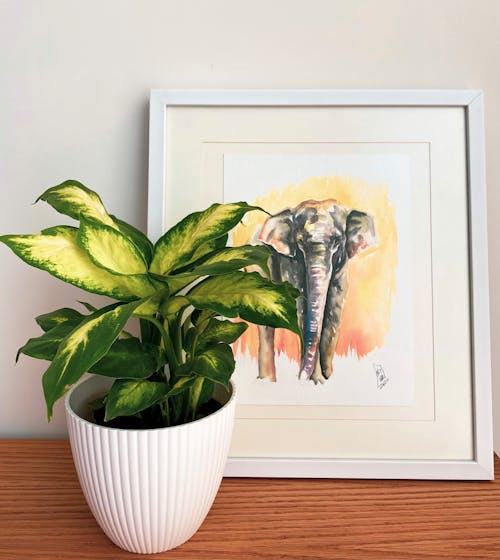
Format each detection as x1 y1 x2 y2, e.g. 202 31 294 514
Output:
232 176 398 367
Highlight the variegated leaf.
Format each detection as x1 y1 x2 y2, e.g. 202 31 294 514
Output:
150 202 262 276
198 318 248 347
110 215 153 264
0 226 157 301
132 289 169 316
170 245 271 278
42 300 143 419
189 343 235 389
35 307 85 332
170 234 228 274
192 378 214 409
78 217 148 275
166 375 197 397
36 180 116 226
191 309 217 328
186 271 301 336
159 296 190 318
18 324 161 380
189 377 205 411
104 379 168 421
16 322 76 362
183 319 247 355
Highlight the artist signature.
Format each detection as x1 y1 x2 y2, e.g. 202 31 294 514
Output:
373 363 389 389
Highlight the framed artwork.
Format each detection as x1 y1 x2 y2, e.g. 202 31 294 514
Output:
148 90 493 479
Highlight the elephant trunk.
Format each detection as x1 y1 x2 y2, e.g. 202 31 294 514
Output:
299 251 333 381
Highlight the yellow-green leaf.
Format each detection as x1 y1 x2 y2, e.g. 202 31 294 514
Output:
110 215 153 264
0 226 156 301
190 343 235 388
170 245 271 279
104 379 167 421
132 289 169 316
36 180 115 226
198 318 248 347
159 296 190 318
186 271 301 336
150 202 262 276
170 234 228 274
42 300 143 420
78 217 148 275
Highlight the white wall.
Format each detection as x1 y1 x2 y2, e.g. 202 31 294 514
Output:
1 0 499 450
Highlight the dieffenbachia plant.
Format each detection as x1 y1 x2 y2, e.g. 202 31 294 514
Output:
1 181 300 427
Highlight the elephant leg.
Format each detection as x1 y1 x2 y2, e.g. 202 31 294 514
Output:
257 325 277 381
310 356 326 385
320 270 348 379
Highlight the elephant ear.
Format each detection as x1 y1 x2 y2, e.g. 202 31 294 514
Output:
346 210 376 258
258 209 295 257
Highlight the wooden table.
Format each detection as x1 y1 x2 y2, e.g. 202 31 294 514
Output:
0 440 498 559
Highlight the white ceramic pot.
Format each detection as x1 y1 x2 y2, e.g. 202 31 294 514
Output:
65 375 236 554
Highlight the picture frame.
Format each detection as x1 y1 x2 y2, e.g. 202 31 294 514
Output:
148 89 493 479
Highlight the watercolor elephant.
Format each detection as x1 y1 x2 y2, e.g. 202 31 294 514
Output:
257 199 376 384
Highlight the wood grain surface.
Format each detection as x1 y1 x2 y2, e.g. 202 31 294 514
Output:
0 440 498 560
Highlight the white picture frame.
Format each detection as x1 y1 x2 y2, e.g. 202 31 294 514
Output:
148 89 493 479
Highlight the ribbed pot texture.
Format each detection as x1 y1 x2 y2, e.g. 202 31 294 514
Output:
65 376 236 554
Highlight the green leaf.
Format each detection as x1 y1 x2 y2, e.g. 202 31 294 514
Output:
89 394 107 411
89 338 162 379
78 301 97 312
183 327 196 354
184 319 247 355
132 289 169 316
170 245 271 278
191 309 217 328
104 379 168 421
42 300 143 420
35 307 85 332
16 322 76 362
194 378 214 408
36 180 116 226
17 318 161 381
199 318 248 347
110 215 153 265
189 377 205 413
190 343 235 388
119 330 134 339
150 202 262 276
166 376 197 397
186 271 301 336
0 226 157 301
77 217 148 276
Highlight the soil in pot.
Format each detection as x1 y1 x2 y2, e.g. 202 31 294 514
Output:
90 397 223 430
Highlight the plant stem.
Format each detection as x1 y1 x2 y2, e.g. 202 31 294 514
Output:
160 400 170 427
172 314 184 364
136 314 179 372
189 378 204 422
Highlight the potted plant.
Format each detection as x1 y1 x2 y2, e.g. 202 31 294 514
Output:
0 180 300 554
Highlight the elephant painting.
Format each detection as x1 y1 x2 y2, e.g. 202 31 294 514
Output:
257 199 376 385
